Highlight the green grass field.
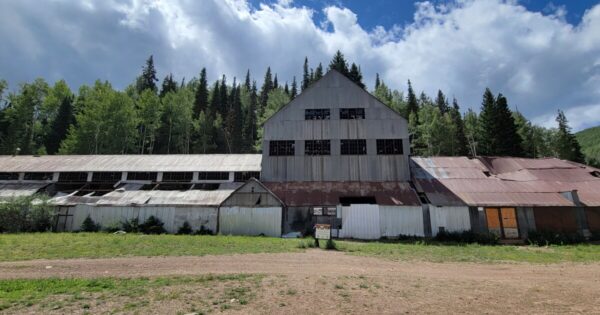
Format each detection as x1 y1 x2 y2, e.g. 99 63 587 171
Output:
1 233 600 264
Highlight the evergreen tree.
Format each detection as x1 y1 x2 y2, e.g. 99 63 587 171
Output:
244 69 251 91
255 88 290 151
193 68 208 119
406 80 419 121
159 74 177 98
435 90 449 114
449 98 468 156
208 80 220 118
219 75 228 117
314 63 324 81
290 77 298 99
155 88 194 154
259 67 273 117
328 50 349 75
242 81 258 152
273 74 279 90
554 110 585 163
348 63 365 88
494 94 523 156
302 57 310 90
136 90 161 154
375 73 381 90
226 84 243 153
463 109 479 156
45 92 74 154
136 55 158 93
283 82 289 96
478 88 497 156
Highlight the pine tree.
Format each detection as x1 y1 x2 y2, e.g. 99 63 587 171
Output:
284 82 289 96
435 90 449 114
314 63 324 81
242 81 258 152
494 94 523 156
302 57 310 91
348 63 365 88
375 73 381 90
159 74 177 98
226 83 243 153
555 110 585 163
328 50 349 75
208 80 220 118
449 98 468 156
244 69 251 91
406 80 419 121
273 74 279 90
478 88 497 156
463 109 479 156
290 77 298 99
219 75 228 117
45 93 74 154
193 68 208 119
136 55 158 93
259 67 273 118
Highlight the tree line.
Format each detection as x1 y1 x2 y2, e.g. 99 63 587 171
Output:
0 51 586 165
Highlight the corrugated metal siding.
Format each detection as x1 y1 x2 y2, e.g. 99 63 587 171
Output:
338 204 380 240
586 207 600 233
0 154 261 172
429 206 471 236
219 207 282 237
379 206 424 237
69 205 217 233
533 207 578 233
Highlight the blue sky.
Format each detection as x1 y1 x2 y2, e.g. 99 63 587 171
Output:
1 0 600 130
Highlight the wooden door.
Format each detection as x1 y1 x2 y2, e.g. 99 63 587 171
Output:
500 208 519 239
485 208 501 237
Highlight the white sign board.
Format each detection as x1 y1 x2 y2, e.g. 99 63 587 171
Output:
315 224 331 240
313 207 323 216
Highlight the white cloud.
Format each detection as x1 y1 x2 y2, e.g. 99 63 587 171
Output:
1 0 600 130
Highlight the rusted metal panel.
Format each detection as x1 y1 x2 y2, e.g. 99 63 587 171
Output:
0 154 261 172
586 207 600 233
264 181 421 206
533 207 579 233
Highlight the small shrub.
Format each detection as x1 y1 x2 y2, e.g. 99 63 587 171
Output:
177 221 193 235
325 239 337 250
527 230 585 246
139 216 166 234
397 234 424 242
102 221 122 233
0 195 55 233
434 230 498 245
121 218 140 233
80 215 100 232
195 225 213 235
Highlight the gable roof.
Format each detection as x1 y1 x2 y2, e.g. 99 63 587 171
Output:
263 69 407 126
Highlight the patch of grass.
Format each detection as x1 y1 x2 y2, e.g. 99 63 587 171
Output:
335 240 600 264
0 274 262 313
0 233 305 262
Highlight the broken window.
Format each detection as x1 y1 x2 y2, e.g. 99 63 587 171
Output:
305 140 331 156
269 140 295 156
0 172 19 180
339 108 365 119
58 172 88 182
92 172 122 183
198 172 229 181
127 172 157 181
161 172 193 182
234 172 260 182
23 172 54 181
341 139 367 155
305 108 330 120
376 139 403 155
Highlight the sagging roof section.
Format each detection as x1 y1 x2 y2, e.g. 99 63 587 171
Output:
0 183 48 198
411 156 600 207
263 181 421 207
0 154 262 172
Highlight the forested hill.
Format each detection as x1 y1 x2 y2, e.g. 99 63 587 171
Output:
0 51 587 165
576 126 600 167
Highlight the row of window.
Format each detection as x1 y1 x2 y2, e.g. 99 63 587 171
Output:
0 171 258 182
305 108 365 120
269 139 404 156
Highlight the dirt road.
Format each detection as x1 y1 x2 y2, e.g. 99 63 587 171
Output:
2 250 600 314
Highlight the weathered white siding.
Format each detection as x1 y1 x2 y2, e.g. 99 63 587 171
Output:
69 205 218 233
429 206 471 236
379 206 424 237
338 204 380 239
219 207 282 237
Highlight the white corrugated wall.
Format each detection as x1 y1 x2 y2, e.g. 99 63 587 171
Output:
70 205 218 233
219 207 282 237
379 206 424 237
338 204 380 240
429 206 471 236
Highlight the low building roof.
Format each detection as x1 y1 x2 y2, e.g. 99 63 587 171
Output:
0 154 262 172
411 156 600 207
263 181 421 207
0 183 48 198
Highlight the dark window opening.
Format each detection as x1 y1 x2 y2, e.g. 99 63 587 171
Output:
305 108 330 120
155 183 193 191
340 108 365 119
483 171 491 177
339 196 377 206
92 172 122 183
127 172 157 181
140 184 158 190
24 172 54 181
75 183 116 196
0 172 20 180
376 139 403 155
198 172 229 181
269 140 295 156
192 183 220 190
305 140 331 156
58 172 88 182
161 172 193 182
417 192 430 204
341 139 367 155
234 172 260 182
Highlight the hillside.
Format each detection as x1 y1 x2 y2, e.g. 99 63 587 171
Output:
576 126 600 167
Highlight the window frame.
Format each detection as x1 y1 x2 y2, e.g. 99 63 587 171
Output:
376 139 404 155
305 140 331 156
339 108 365 120
305 108 331 120
340 139 367 155
269 140 295 156
161 172 193 182
126 172 158 181
198 172 230 181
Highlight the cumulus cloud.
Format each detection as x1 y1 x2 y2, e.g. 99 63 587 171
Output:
1 0 599 130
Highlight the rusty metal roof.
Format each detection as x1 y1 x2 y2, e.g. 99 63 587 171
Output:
411 156 600 207
263 181 421 206
0 154 261 172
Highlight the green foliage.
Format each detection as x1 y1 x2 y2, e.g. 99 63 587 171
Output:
121 218 140 233
177 221 193 235
527 230 586 246
195 225 213 235
325 239 337 250
155 88 194 153
0 195 54 233
139 216 166 234
80 215 101 232
576 126 600 167
554 110 585 163
434 230 499 245
44 80 74 154
478 89 523 156
136 55 158 94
